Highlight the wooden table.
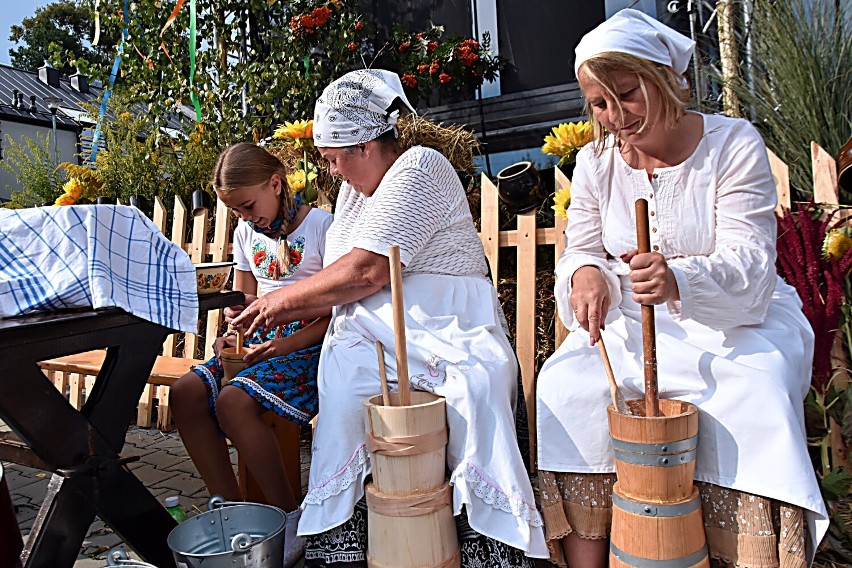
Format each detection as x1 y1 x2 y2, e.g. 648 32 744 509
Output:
0 291 244 568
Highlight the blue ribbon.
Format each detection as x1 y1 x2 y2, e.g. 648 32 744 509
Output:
90 0 129 162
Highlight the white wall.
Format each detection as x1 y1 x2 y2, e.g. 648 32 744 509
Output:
0 121 78 201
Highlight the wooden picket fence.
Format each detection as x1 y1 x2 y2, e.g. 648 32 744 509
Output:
39 142 846 454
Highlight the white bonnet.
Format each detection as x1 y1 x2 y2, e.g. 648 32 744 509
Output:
313 69 416 148
574 9 695 75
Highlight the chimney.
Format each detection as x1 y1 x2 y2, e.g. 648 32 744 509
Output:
11 89 18 107
16 92 23 109
38 62 60 88
70 71 89 94
29 95 37 113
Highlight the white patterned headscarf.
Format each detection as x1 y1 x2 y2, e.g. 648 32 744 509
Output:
574 9 695 75
313 69 416 148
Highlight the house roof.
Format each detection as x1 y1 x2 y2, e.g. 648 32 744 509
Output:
0 63 192 133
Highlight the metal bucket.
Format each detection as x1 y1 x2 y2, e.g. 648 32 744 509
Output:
105 547 159 567
167 496 286 568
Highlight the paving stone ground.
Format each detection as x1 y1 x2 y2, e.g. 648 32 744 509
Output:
3 425 310 567
5 422 552 568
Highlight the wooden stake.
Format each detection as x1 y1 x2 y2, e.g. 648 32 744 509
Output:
235 330 243 354
376 341 391 406
388 245 411 406
635 199 659 417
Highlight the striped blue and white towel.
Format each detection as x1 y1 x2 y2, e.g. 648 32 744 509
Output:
0 205 198 333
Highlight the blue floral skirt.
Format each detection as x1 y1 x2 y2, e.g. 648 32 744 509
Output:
192 320 320 428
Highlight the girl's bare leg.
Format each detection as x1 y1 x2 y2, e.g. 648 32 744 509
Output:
170 373 241 501
216 386 297 511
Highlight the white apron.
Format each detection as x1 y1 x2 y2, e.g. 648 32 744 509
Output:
299 273 548 559
537 275 828 560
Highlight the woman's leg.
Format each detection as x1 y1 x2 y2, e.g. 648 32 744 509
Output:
560 533 608 568
216 386 297 512
170 372 241 501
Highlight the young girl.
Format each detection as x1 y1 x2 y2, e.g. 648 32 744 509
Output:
170 142 333 568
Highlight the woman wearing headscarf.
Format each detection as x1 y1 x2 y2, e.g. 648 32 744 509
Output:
535 9 827 568
233 69 548 566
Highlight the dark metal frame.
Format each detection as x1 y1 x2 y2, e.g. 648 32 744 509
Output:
0 291 243 568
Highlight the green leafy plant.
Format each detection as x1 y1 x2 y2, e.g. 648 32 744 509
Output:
723 0 852 200
2 132 65 208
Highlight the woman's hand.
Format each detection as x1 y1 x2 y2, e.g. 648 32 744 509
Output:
570 266 611 345
622 250 679 305
213 334 237 358
231 292 290 337
242 337 292 366
224 294 258 325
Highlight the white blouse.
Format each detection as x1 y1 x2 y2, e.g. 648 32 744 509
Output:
324 146 488 277
556 113 780 330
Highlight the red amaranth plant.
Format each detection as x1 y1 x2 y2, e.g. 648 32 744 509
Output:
775 202 852 391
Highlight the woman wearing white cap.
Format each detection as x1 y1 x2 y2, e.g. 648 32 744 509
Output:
233 69 548 566
535 9 827 568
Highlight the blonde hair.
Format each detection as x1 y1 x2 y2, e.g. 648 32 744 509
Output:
211 142 296 222
579 51 691 150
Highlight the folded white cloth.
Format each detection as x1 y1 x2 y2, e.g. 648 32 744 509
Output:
0 205 198 333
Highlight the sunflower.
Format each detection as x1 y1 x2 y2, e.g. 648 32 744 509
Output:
54 177 86 205
542 121 593 167
552 183 571 220
286 169 318 192
822 228 852 261
274 120 314 148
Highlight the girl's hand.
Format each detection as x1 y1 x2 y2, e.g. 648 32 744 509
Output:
242 337 292 366
224 294 258 325
622 251 679 305
570 266 611 345
213 334 237 358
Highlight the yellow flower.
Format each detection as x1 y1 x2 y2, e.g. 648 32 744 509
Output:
118 112 132 120
551 183 571 220
286 169 318 192
542 121 594 166
274 120 314 148
62 178 84 200
54 194 76 206
822 229 852 261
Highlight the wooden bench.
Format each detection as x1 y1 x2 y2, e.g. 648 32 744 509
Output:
39 350 203 430
37 349 303 500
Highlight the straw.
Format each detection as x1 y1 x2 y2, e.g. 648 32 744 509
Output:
388 245 411 406
597 334 631 415
635 198 660 417
376 341 391 406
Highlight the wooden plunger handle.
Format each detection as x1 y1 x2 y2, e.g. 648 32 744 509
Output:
388 245 411 406
235 330 243 354
635 198 660 417
376 341 391 406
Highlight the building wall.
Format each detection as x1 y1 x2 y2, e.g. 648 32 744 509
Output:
0 121 79 201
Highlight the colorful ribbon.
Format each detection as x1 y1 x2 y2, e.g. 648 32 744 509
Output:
159 0 186 36
188 0 201 121
90 0 129 162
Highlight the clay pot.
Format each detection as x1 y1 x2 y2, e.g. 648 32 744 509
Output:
496 161 544 214
192 189 213 216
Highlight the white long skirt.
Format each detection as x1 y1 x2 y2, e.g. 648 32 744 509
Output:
536 277 828 560
298 273 548 559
